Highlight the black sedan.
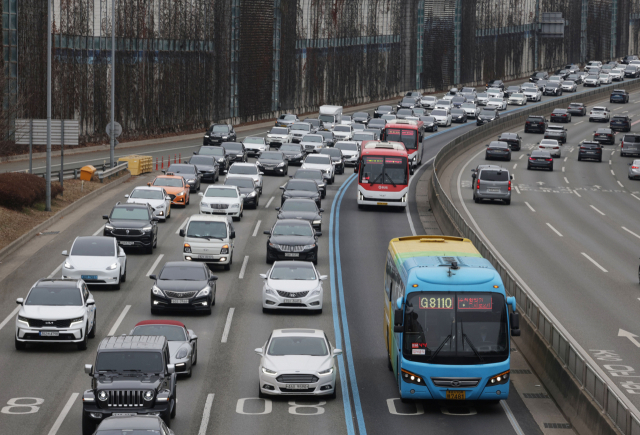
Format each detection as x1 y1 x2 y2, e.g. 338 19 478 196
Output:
610 89 630 103
497 132 522 151
567 73 583 84
450 108 468 123
166 164 201 192
222 142 248 163
149 261 217 315
195 146 231 174
280 179 322 207
527 150 554 171
451 96 467 108
578 141 603 162
593 128 616 145
550 109 572 123
530 71 548 83
319 148 345 174
188 155 219 183
374 105 395 118
397 97 419 110
485 141 511 161
292 169 327 198
543 82 563 96
368 118 386 130
279 143 305 165
264 219 320 265
505 86 521 98
275 199 324 231
204 124 236 145
419 115 438 132
352 111 371 125
224 176 260 208
610 115 632 132
476 108 499 126
567 103 587 116
486 79 504 90
257 150 289 175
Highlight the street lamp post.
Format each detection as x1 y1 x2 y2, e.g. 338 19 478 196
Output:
110 0 116 168
45 0 52 211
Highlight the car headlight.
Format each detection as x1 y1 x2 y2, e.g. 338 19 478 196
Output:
106 262 119 271
277 162 285 167
248 191 257 197
204 134 210 138
262 367 277 375
222 136 228 139
17 316 30 326
229 204 239 209
176 347 189 359
176 192 184 196
268 243 281 250
187 180 195 184
143 390 154 401
70 316 84 325
97 391 108 402
294 153 302 158
318 367 334 376
218 158 225 162
309 287 321 297
104 224 114 231
312 219 321 225
318 183 325 188
142 225 153 232
265 287 276 295
64 261 74 269
196 287 210 298
152 285 163 296
302 244 316 250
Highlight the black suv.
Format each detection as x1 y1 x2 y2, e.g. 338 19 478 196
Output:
524 116 548 133
610 89 630 104
578 141 603 162
195 146 231 173
497 133 522 151
622 55 639 65
486 79 505 90
103 203 159 254
203 124 236 145
82 335 177 434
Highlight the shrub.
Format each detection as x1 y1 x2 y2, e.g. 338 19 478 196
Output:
0 172 63 210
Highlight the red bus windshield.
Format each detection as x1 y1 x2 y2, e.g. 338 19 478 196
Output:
385 128 417 150
359 156 408 186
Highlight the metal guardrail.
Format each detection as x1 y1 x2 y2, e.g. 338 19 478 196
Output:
98 161 128 182
430 78 640 435
12 161 129 183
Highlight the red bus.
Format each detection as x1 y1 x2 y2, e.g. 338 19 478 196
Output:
381 120 425 167
355 142 412 209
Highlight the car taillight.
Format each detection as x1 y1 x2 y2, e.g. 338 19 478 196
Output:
529 157 535 160
633 166 639 169
580 146 586 150
546 158 553 161
526 122 531 124
621 142 625 148
554 147 559 149
476 179 480 190
562 114 567 117
508 180 511 191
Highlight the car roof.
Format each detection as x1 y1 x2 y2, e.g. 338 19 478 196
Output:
206 184 238 190
272 260 316 268
532 150 551 155
581 141 601 146
132 186 165 191
489 141 509 146
547 125 565 129
528 115 544 118
593 106 607 109
187 214 231 224
114 202 148 209
163 261 205 269
552 108 567 111
275 219 313 226
98 415 163 430
98 335 166 351
271 328 324 338
280 198 317 204
499 133 518 138
595 128 612 131
155 174 184 180
287 179 317 185
73 236 114 245
135 319 186 328
34 278 81 288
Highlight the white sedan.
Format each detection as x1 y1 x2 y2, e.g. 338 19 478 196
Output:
335 141 359 166
301 154 335 184
226 162 263 194
62 236 127 289
332 125 353 141
507 93 527 106
522 86 542 101
430 109 452 126
15 278 96 350
261 261 326 313
599 73 612 84
266 127 292 148
125 186 171 221
561 81 578 92
256 328 342 398
538 139 562 157
486 98 507 111
199 185 244 220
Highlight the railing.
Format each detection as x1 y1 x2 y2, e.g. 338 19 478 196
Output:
98 161 128 182
430 77 640 435
12 161 129 183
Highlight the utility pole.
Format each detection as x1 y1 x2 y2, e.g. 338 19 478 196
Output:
46 0 52 211
110 0 116 169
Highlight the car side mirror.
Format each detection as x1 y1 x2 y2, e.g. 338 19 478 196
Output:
259 274 267 279
152 216 160 222
118 248 125 257
86 298 95 306
274 207 280 211
102 215 109 220
85 364 93 375
259 172 264 175
149 274 157 280
315 231 322 237
61 250 68 256
510 175 514 180
179 229 185 237
394 308 404 327
279 186 285 190
255 348 263 356
167 364 175 374
410 167 414 175
147 182 152 186
230 231 236 239
354 165 359 173
124 194 130 198
319 208 324 212
209 276 218 282
198 192 204 197
527 154 531 156
263 230 271 235
320 275 328 280
16 298 23 305
485 144 489 147
333 349 343 357
193 151 197 155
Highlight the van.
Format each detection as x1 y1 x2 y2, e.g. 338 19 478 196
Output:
180 214 236 270
319 105 343 130
473 167 513 205
621 134 640 157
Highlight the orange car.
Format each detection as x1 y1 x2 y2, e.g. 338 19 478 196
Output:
147 174 190 206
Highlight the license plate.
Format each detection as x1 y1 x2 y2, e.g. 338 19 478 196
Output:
198 255 215 259
81 275 98 280
377 202 388 206
284 253 299 257
285 384 309 390
446 390 466 400
113 413 136 417
487 188 500 193
586 152 595 154
537 159 546 161
119 241 134 246
171 299 189 304
284 299 301 304
40 331 59 337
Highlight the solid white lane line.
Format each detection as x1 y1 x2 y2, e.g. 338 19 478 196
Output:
546 223 563 237
0 307 20 332
564 177 570 184
175 217 189 235
590 205 606 216
108 305 131 336
519 154 524 160
252 220 262 237
513 163 517 170
562 166 565 172
618 180 625 188
92 225 105 236
239 256 249 279
514 185 521 194
564 157 568 162
581 252 608 273
575 121 583 125
146 254 164 277
623 227 640 240
525 202 535 212
573 190 582 197
609 159 612 165
47 393 79 435
265 197 274 208
501 401 526 435
221 308 235 343
405 156 435 236
611 169 616 176
48 262 64 278
198 394 215 435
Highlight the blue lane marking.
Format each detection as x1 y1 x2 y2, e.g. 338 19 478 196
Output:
329 173 357 435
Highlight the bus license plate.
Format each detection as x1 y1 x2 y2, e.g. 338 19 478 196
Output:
40 331 59 337
446 390 466 400
377 202 388 206
171 299 189 304
284 253 299 257
285 384 308 390
284 299 301 304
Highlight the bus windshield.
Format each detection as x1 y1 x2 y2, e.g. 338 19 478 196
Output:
385 128 418 150
360 156 407 186
402 292 508 365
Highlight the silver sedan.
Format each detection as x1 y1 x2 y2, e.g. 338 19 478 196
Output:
261 261 326 312
629 160 640 180
561 81 578 92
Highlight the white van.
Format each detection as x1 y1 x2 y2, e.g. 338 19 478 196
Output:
180 215 236 270
319 105 343 130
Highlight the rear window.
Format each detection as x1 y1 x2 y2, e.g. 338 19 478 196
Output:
527 117 544 121
612 117 628 122
624 135 640 143
480 170 509 181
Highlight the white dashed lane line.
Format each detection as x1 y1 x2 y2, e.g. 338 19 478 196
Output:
525 202 535 212
564 177 570 184
575 121 583 125
519 154 524 160
92 225 105 236
514 185 521 194
618 180 625 188
590 205 606 216
622 226 640 240
564 157 568 162
513 163 517 170
546 223 563 237
46 393 80 435
146 254 164 277
198 394 215 435
573 190 582 197
239 256 249 279
108 305 132 336
221 308 235 343
265 197 274 208
581 252 608 273
252 220 262 237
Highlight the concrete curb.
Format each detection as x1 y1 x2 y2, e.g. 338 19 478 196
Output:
0 172 132 263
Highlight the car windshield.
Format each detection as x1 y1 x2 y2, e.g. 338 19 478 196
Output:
305 155 331 165
291 123 311 131
360 155 408 185
71 238 114 257
420 116 436 123
286 180 317 191
532 151 550 158
129 189 164 200
335 142 358 151
304 135 322 143
384 128 417 150
402 292 508 365
268 336 328 356
26 286 82 306
436 100 449 105
401 98 415 103
186 220 228 239
353 133 375 142
281 200 317 212
97 430 161 435
480 109 496 116
569 103 583 108
260 151 284 160
189 156 214 166
354 112 368 118
295 170 322 181
280 145 301 152
477 93 487 98
222 143 242 152
626 66 637 71
270 127 289 135
153 178 182 187
318 114 336 123
228 165 257 175
431 110 447 117
159 265 206 281
352 124 366 131
334 125 350 132
535 72 546 77
270 264 317 280
244 137 264 144
480 170 509 181
553 109 567 114
587 75 598 79
272 222 313 237
507 87 520 91
110 207 149 220
96 351 164 373
397 109 412 115
211 125 229 133
511 93 524 98
168 164 195 174
320 149 341 158
451 109 464 115
564 81 575 85
489 98 502 103
461 103 475 109
381 114 396 120
131 325 186 341
280 114 296 121
378 105 393 110
624 135 640 143
198 147 225 157
592 108 605 112
317 131 333 139
225 178 254 188
205 187 238 198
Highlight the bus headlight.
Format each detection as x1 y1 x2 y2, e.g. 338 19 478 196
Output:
401 368 425 386
486 370 510 386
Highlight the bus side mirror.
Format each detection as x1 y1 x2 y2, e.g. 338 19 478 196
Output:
510 312 521 336
506 296 516 312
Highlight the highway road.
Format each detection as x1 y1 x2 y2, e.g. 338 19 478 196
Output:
0 83 604 435
441 86 640 412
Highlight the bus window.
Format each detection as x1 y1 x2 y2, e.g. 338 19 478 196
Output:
385 251 393 300
360 156 408 185
385 128 418 150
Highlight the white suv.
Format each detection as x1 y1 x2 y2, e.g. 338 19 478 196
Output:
61 236 127 290
301 154 335 184
199 185 244 221
181 214 236 270
125 186 171 221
